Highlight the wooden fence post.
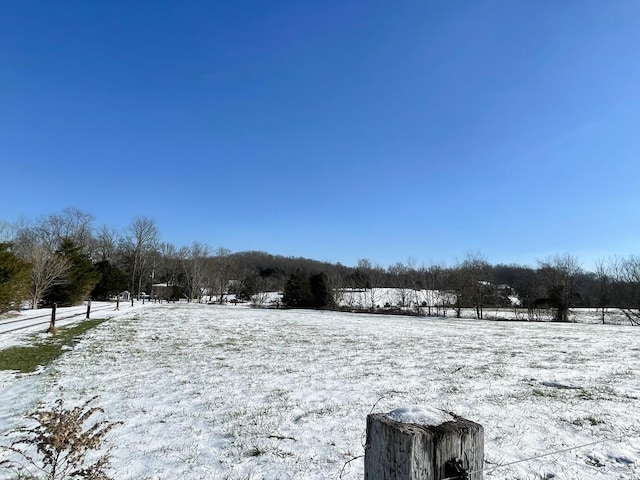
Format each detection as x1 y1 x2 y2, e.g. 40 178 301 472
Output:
365 408 483 480
48 303 57 334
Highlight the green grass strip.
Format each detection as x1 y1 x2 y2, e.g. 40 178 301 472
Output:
0 319 106 373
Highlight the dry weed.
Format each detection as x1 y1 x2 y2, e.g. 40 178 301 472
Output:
0 396 121 480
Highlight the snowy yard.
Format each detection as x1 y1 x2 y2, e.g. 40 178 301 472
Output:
1 304 639 479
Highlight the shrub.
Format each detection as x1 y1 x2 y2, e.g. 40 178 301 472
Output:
1 396 121 480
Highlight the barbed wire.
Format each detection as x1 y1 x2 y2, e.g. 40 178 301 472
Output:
338 431 635 480
340 395 638 480
441 432 635 480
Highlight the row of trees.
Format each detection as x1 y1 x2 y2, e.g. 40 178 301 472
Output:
0 209 345 311
333 254 640 323
2 208 640 324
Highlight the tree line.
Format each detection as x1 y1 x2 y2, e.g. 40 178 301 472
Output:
1 208 640 324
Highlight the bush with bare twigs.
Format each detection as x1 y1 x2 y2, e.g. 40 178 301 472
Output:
0 396 121 480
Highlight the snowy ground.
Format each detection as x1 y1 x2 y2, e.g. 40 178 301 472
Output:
1 303 639 479
0 301 129 337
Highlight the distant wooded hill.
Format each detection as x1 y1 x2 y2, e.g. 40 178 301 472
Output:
2 209 639 325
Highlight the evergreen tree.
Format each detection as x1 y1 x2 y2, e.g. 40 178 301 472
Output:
310 272 334 309
44 239 101 306
0 243 31 313
282 271 313 308
91 260 128 300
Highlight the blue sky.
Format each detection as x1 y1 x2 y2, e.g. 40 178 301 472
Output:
2 1 639 269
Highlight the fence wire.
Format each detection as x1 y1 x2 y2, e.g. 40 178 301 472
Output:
441 432 635 480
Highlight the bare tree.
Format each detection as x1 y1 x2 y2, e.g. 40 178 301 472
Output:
454 253 491 319
616 255 640 325
593 257 614 324
369 263 385 312
93 226 121 263
354 259 384 311
388 262 411 308
11 225 70 309
25 242 71 309
181 242 210 302
327 265 347 308
446 253 490 319
209 248 233 304
157 242 182 293
420 263 448 316
448 267 465 318
127 217 159 298
537 254 582 322
46 208 95 254
11 209 98 308
405 258 423 313
16 208 95 255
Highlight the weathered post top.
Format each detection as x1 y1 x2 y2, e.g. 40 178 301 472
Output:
365 406 484 480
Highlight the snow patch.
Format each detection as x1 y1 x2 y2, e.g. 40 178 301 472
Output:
386 406 454 426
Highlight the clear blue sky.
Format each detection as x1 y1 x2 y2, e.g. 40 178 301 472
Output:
2 1 639 269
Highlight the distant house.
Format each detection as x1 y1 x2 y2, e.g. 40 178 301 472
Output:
118 291 130 301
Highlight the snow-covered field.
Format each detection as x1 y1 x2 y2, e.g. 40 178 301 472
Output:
1 303 639 479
